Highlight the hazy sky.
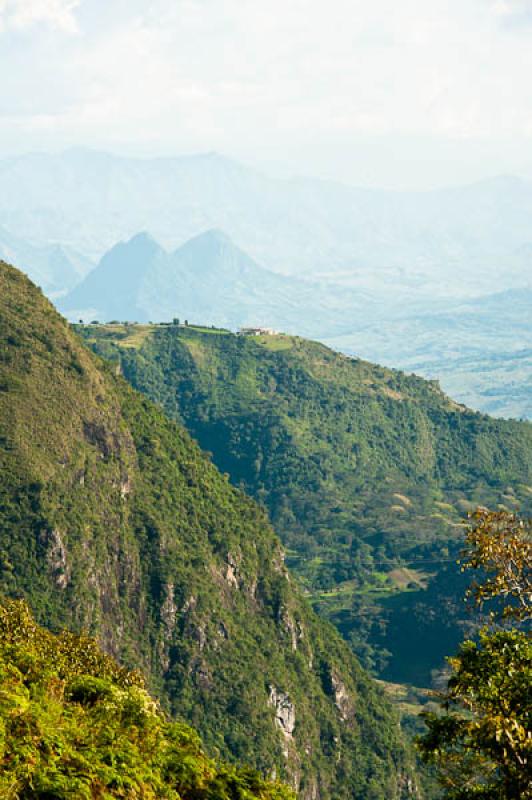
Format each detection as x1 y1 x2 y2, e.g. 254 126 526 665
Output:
2 0 532 188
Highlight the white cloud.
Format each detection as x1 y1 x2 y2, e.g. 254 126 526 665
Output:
494 0 532 12
492 0 532 26
0 0 80 33
63 0 531 142
2 0 532 187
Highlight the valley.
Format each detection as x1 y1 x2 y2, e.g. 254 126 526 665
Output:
325 289 532 421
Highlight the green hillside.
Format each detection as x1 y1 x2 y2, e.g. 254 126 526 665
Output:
0 597 293 800
79 323 532 684
0 261 419 800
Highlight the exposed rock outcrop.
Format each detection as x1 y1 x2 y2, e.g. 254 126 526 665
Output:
330 671 355 722
45 528 70 589
225 551 241 587
268 685 296 745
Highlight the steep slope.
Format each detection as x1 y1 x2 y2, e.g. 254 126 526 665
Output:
59 229 373 337
0 260 418 800
0 597 293 800
80 324 532 684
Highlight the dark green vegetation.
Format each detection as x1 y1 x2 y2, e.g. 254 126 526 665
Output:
0 597 294 800
420 629 531 800
79 324 532 685
0 260 419 800
418 512 531 800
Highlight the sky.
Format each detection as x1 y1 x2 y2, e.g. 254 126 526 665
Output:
1 0 532 189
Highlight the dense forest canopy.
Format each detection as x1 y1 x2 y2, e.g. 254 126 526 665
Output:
79 323 532 685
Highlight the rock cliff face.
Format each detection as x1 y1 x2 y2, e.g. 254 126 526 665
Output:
269 686 296 739
0 260 419 800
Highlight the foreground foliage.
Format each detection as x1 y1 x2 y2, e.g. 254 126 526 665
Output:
418 630 531 799
0 597 294 800
418 513 532 799
463 509 532 622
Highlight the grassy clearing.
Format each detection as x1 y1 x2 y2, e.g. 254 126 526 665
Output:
377 680 433 718
254 335 295 351
79 323 155 349
115 326 154 349
182 324 231 335
387 567 430 590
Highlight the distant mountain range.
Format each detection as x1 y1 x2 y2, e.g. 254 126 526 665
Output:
58 228 376 336
1 148 532 297
1 147 531 418
57 225 532 419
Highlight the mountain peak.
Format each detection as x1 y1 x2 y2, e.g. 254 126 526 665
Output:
123 231 163 251
58 231 165 319
172 228 251 264
171 228 264 279
185 228 234 247
102 230 166 265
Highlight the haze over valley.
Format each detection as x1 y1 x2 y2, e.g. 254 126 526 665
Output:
0 148 530 419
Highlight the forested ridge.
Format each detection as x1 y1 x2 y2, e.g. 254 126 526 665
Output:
79 323 532 684
0 260 419 799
